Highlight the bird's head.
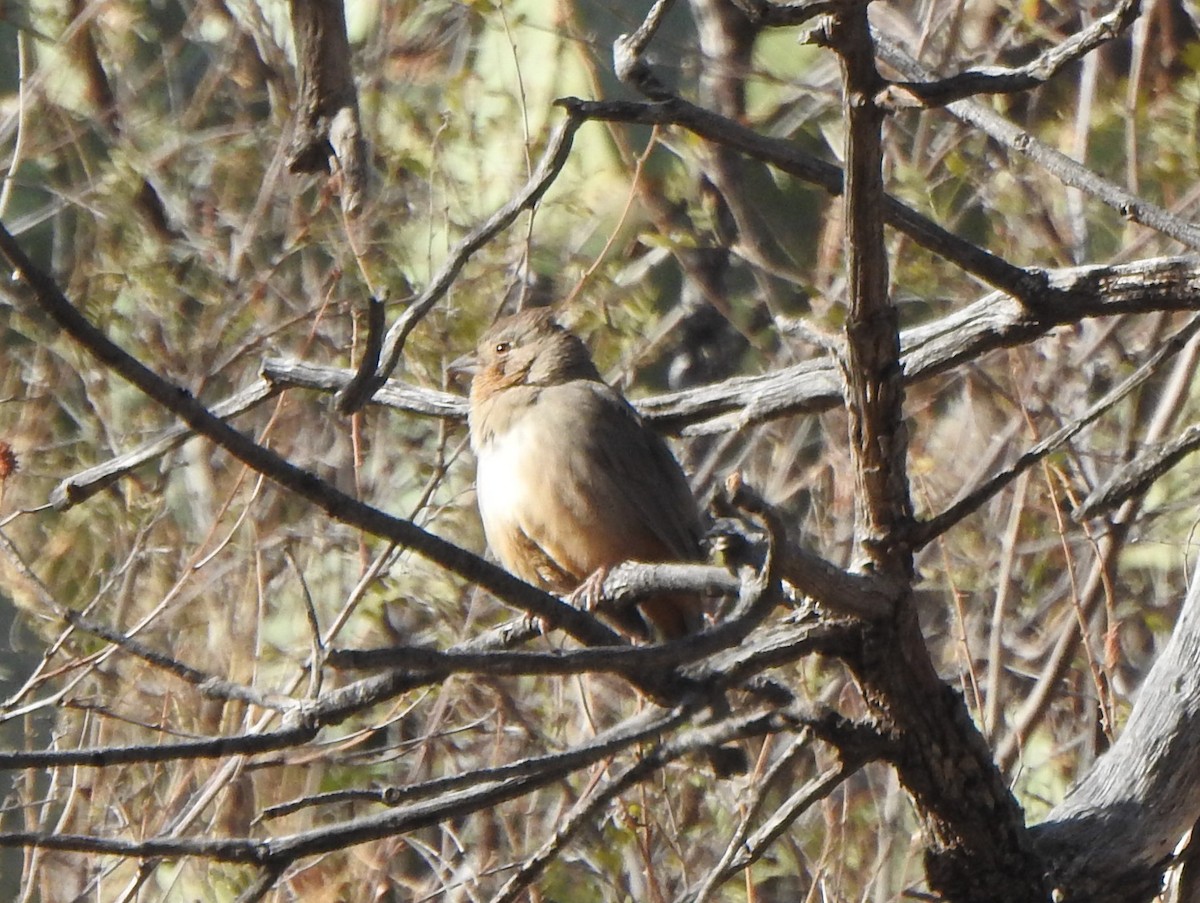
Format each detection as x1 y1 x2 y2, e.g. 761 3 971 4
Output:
468 309 601 404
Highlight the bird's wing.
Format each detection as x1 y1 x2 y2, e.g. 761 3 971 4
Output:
567 381 704 563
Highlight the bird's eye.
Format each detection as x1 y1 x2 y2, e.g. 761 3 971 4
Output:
494 341 511 355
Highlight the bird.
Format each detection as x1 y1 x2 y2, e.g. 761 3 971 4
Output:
466 308 705 640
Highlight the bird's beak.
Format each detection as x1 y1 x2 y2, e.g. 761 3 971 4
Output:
447 351 478 389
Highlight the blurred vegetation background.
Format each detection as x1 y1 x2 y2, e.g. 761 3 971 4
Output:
1 0 1200 899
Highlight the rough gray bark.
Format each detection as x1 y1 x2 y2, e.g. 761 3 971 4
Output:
1035 551 1200 902
287 0 368 215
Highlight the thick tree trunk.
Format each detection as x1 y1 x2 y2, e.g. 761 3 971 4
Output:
1035 551 1200 902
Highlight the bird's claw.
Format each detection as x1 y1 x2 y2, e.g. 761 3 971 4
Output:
566 566 611 614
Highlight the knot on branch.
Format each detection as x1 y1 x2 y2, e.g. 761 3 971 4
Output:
612 34 673 100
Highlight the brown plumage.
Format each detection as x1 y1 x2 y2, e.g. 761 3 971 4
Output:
467 309 704 639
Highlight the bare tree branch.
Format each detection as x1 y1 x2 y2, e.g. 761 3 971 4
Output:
487 708 808 903
821 2 911 566
909 314 1200 547
287 0 369 215
1076 422 1200 519
0 707 794 866
701 760 855 895
48 379 281 509
729 0 840 27
557 96 1043 300
879 0 1142 109
263 703 695 820
0 724 318 770
335 116 584 413
874 33 1200 250
0 527 287 713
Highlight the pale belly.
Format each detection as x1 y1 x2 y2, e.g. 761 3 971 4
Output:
474 412 612 587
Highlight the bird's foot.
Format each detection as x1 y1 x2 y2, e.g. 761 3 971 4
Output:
566 566 611 614
567 567 658 641
520 613 547 637
521 570 611 637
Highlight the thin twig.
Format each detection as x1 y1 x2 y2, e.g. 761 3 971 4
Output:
336 115 584 412
487 708 800 903
908 314 1200 547
874 32 1200 250
878 0 1141 109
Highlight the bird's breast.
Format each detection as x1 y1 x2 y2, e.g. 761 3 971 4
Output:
474 414 541 531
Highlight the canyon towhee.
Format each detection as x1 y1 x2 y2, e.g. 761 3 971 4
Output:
467 309 705 639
